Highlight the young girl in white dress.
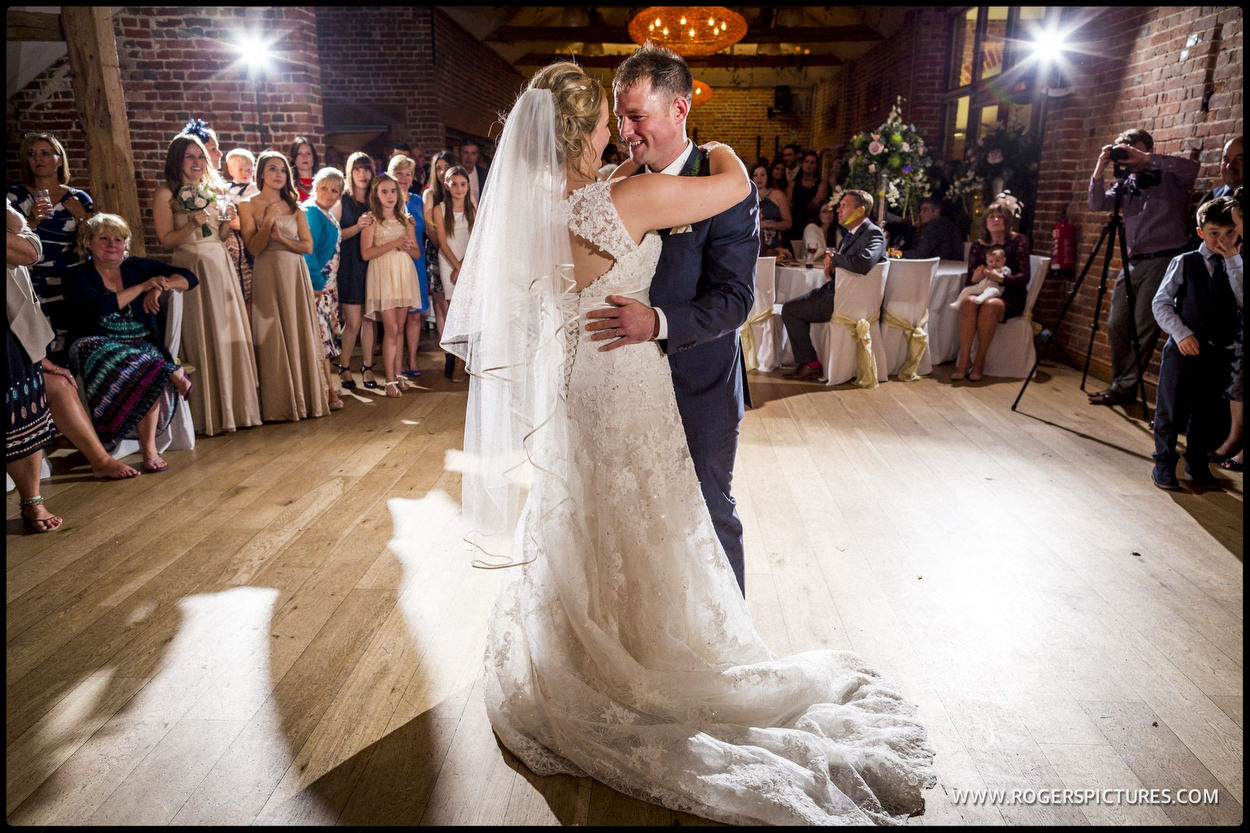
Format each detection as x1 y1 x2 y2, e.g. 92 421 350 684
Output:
436 166 474 381
361 173 422 397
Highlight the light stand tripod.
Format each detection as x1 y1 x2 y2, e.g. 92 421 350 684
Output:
1013 180 1149 412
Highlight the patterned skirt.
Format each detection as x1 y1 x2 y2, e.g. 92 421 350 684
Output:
5 327 55 463
316 276 343 360
68 314 178 445
225 228 254 303
426 236 443 296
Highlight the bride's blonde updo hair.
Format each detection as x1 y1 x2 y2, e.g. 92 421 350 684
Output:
528 62 605 177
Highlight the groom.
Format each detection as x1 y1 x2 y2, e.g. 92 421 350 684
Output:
586 43 759 594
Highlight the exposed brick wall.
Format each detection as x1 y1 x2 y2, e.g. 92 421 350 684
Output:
7 6 323 258
686 87 808 165
7 7 1241 389
314 7 524 161
1026 6 1242 384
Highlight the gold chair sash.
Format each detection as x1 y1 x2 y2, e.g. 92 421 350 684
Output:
739 306 775 373
881 308 929 381
830 311 880 388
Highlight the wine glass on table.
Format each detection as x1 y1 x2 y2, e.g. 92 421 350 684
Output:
805 243 816 269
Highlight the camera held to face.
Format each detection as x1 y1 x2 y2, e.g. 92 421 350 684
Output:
1109 145 1162 188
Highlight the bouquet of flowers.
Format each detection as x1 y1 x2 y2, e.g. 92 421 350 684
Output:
967 121 1039 209
840 96 931 223
175 183 215 237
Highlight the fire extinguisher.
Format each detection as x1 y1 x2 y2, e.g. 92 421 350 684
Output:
1051 211 1076 271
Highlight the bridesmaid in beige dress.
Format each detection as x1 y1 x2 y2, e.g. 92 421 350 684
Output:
153 133 261 436
239 150 329 422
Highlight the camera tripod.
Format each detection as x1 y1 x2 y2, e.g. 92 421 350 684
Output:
1013 185 1150 412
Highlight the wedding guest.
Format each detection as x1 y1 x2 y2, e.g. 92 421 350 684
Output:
902 197 965 261
154 133 262 436
781 189 886 381
6 203 63 532
422 150 454 351
288 137 319 202
787 150 828 243
459 141 488 204
1149 196 1241 490
387 155 430 379
802 200 835 263
752 162 791 256
8 131 94 362
334 152 378 390
63 213 196 473
780 143 802 182
361 173 422 397
240 150 329 421
436 166 476 380
302 167 346 411
223 147 259 312
180 118 224 175
1210 186 1244 472
953 197 1032 381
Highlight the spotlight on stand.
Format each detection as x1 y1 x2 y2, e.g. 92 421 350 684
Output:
233 33 274 149
1026 21 1074 98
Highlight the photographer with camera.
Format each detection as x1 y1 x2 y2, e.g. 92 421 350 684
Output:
1086 128 1199 406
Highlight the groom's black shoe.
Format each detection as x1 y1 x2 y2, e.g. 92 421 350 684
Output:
789 362 822 381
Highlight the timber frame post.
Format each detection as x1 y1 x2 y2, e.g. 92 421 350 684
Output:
61 7 146 255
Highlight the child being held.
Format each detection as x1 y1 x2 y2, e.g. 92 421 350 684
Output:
952 246 1011 309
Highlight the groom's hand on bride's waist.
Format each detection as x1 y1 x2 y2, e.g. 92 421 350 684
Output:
586 295 660 352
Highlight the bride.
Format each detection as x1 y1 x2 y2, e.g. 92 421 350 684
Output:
440 62 936 826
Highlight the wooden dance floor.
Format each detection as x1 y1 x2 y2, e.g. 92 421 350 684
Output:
6 357 1243 825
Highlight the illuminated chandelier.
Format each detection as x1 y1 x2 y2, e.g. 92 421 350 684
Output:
692 78 713 105
628 6 748 57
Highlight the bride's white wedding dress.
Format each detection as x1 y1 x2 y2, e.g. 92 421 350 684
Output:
481 180 936 825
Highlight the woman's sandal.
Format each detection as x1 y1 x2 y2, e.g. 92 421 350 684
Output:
385 379 402 398
335 363 356 390
20 496 63 533
143 457 169 473
361 363 378 389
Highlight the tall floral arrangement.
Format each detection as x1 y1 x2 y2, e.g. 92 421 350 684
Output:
948 120 1040 240
840 97 932 223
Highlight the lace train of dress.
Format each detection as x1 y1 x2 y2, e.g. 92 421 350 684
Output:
483 182 936 826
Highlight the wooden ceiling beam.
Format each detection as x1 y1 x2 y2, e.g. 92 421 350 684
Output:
7 10 63 42
517 52 843 69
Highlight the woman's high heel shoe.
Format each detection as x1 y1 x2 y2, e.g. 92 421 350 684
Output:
361 363 378 389
335 363 356 390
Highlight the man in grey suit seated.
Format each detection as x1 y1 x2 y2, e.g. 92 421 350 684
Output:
782 189 886 381
902 196 965 261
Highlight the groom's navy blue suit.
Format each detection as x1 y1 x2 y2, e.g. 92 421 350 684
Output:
644 148 759 593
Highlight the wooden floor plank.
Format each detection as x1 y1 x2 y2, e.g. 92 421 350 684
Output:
6 361 1241 826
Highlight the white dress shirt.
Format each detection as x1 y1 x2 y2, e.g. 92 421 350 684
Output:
644 139 696 340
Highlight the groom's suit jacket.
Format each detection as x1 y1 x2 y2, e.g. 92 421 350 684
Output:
647 148 759 421
641 147 758 591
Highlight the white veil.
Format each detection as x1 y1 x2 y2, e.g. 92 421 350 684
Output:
440 87 576 566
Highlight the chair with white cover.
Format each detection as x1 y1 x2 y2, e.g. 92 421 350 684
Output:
881 257 937 380
742 257 779 372
976 254 1051 378
812 260 889 387
80 288 196 460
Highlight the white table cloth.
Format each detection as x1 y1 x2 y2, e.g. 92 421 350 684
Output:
926 259 968 364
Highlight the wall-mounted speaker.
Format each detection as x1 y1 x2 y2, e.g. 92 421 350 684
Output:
773 85 792 113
